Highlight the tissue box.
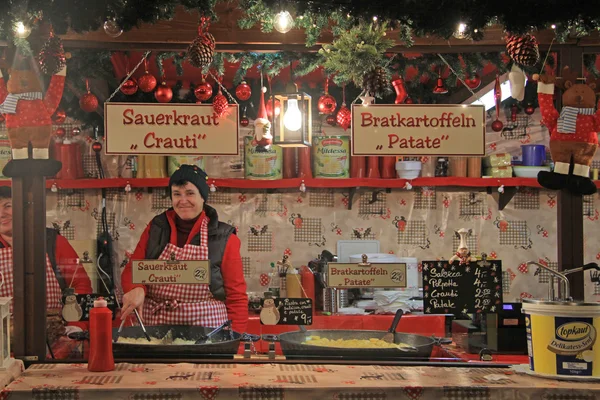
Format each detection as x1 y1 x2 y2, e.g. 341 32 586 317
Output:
483 154 512 168
484 166 513 178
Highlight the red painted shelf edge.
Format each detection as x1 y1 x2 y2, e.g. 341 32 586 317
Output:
0 177 595 189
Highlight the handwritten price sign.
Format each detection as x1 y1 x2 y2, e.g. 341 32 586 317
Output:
132 259 210 284
326 262 407 288
351 104 485 156
104 103 239 155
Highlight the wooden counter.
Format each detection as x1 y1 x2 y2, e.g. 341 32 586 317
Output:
2 362 599 399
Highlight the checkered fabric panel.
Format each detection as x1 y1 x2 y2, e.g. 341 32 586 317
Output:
502 271 511 294
32 386 80 400
583 195 594 217
96 211 116 237
207 188 231 205
309 189 335 207
514 188 540 210
414 188 437 210
294 217 322 242
443 386 490 400
337 393 387 400
242 256 252 278
57 189 85 208
452 233 479 255
277 364 328 372
247 232 273 252
594 283 600 295
500 115 529 140
397 221 427 247
238 386 284 400
60 225 76 240
459 193 486 217
537 262 558 284
499 221 529 247
359 192 386 216
592 160 600 170
83 154 99 178
256 193 284 214
106 188 125 203
542 394 595 400
152 188 172 211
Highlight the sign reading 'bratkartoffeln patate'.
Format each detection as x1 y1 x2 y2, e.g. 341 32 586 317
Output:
326 263 407 288
351 104 485 156
104 103 239 155
132 259 210 284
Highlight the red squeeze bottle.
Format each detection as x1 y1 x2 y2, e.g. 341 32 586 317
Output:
300 265 316 315
88 297 115 372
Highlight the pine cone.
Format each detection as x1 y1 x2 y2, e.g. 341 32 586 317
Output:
187 33 215 69
505 33 540 67
362 66 389 97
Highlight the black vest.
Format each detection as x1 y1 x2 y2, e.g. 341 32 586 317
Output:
0 228 66 290
145 205 235 302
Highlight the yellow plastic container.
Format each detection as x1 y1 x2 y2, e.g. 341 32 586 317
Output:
522 299 600 378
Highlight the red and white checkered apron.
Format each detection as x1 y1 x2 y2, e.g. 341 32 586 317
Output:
0 247 63 313
143 218 228 327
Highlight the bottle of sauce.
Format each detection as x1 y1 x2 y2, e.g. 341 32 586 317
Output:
88 297 114 372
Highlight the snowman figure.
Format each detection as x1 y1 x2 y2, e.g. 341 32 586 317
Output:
62 294 83 322
260 298 281 325
449 228 478 265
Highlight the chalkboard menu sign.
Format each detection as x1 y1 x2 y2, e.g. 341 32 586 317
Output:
260 298 313 325
422 260 503 315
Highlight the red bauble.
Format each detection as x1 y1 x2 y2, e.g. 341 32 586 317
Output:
336 105 351 131
194 81 213 102
80 92 99 113
213 92 229 117
52 109 66 124
92 141 103 153
120 77 138 96
405 98 414 104
491 119 504 132
266 98 281 119
138 72 157 93
55 128 66 138
235 81 252 101
71 127 81 136
318 94 337 115
240 116 250 127
524 105 535 115
155 83 173 103
326 114 336 126
464 74 482 89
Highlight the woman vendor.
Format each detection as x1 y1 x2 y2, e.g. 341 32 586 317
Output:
121 165 248 333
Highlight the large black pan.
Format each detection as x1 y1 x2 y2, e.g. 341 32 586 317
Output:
112 325 243 358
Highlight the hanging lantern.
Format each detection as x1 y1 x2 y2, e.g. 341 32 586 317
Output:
432 69 448 94
271 64 312 147
235 80 252 101
266 98 281 119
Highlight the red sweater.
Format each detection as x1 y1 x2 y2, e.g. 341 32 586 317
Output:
121 210 248 333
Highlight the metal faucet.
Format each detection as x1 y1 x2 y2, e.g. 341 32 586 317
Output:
526 261 571 301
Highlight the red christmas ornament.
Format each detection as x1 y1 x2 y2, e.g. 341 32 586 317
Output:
266 98 281 119
213 90 229 117
55 127 66 138
71 127 81 136
138 72 157 93
120 77 138 96
235 81 252 101
524 104 535 115
80 93 99 113
405 98 414 104
52 109 66 124
433 77 448 94
491 119 504 132
92 141 103 153
337 105 351 131
392 77 408 104
464 74 481 89
318 94 337 115
326 114 336 126
194 79 213 102
155 82 173 103
240 116 250 127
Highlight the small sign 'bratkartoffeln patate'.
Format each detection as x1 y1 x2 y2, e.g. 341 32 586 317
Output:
351 104 485 156
131 259 210 284
326 263 407 288
104 103 239 155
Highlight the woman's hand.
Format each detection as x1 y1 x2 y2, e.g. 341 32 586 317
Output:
121 287 145 320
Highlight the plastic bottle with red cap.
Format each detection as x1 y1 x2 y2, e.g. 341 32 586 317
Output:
88 297 114 372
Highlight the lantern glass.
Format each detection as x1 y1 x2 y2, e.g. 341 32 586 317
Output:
272 92 312 147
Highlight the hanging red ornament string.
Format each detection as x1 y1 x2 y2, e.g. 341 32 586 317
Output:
318 77 337 114
336 85 351 131
120 57 138 96
212 76 229 117
194 74 213 102
392 77 408 104
235 80 252 101
138 58 157 93
265 75 281 119
80 79 99 112
491 74 504 132
155 61 173 103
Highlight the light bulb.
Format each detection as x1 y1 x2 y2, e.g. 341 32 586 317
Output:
13 21 31 38
274 11 294 34
283 99 302 131
453 22 467 39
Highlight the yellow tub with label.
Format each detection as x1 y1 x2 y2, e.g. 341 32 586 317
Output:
523 299 600 378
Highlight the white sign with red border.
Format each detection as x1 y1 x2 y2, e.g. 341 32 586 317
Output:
104 103 239 155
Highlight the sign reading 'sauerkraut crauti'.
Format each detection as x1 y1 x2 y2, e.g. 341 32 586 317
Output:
351 104 485 156
104 103 239 155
